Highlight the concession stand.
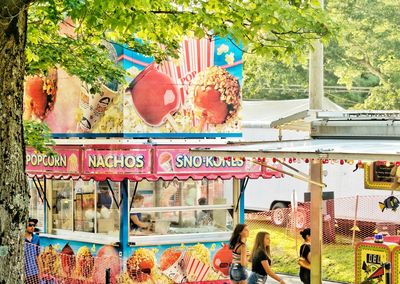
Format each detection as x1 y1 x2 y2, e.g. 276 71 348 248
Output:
23 35 282 283
26 141 281 283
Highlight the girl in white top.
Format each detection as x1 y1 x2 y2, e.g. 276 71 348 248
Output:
229 224 249 284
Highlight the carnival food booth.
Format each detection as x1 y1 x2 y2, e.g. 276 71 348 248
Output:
26 142 281 283
23 34 267 283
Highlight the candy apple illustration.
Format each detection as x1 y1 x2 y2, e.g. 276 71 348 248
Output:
126 63 181 130
24 69 57 120
191 66 240 130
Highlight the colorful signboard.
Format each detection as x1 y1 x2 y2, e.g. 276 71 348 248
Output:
37 238 231 283
364 162 398 190
392 246 400 284
23 37 243 139
155 148 261 175
26 148 81 174
26 145 278 181
355 242 391 284
82 148 152 175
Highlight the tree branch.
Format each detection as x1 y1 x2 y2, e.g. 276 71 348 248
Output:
149 10 195 15
348 51 387 84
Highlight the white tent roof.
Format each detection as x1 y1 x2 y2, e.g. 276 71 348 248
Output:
242 98 342 122
242 98 343 131
192 139 400 161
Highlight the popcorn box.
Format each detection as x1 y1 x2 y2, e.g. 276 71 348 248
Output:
161 253 188 283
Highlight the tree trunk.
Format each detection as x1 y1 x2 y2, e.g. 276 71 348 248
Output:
0 1 30 283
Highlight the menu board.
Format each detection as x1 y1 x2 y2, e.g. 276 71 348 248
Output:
364 162 396 190
373 162 394 182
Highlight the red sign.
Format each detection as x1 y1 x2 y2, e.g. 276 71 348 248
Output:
155 148 261 175
26 145 280 181
26 148 81 174
82 148 152 175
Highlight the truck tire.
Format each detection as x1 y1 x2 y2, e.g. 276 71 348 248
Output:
293 209 307 229
271 202 288 226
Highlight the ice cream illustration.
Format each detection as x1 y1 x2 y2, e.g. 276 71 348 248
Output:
126 63 181 130
190 66 240 130
160 247 187 283
78 83 118 132
43 69 82 133
158 152 174 172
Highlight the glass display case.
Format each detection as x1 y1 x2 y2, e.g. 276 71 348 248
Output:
128 178 233 244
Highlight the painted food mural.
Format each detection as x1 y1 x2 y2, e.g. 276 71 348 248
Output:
23 38 242 137
34 242 231 283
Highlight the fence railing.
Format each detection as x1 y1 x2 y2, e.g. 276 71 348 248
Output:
245 195 400 283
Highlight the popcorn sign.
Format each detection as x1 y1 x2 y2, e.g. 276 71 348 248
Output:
26 148 81 174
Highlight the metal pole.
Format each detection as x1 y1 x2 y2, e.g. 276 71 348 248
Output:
232 178 240 225
309 22 324 110
105 268 111 284
309 159 323 284
351 195 359 246
120 179 129 259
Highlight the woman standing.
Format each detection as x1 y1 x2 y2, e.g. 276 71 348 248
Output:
248 231 285 284
299 228 311 284
229 224 249 284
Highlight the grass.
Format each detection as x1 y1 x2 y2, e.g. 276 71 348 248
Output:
246 221 355 283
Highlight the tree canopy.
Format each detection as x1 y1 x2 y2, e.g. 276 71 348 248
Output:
26 0 334 86
243 0 400 110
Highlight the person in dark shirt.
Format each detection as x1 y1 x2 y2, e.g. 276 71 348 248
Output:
24 218 40 284
248 231 285 284
299 228 311 284
130 194 148 231
97 187 112 209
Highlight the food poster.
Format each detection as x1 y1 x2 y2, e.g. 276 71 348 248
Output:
23 37 243 139
116 242 232 283
392 246 400 284
355 242 390 284
37 238 121 283
37 238 232 283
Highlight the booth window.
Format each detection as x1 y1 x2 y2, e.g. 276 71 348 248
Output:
52 180 73 230
129 178 233 236
27 178 45 228
97 181 120 236
73 180 96 233
49 179 120 235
